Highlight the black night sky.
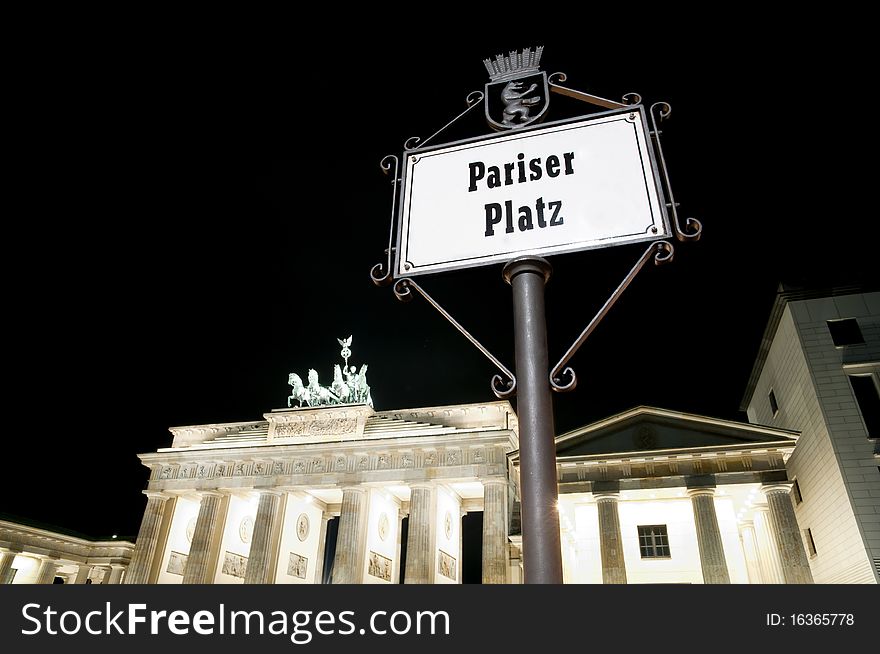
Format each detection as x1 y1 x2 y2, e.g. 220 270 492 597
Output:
3 25 874 545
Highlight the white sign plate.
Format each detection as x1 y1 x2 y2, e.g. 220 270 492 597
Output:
395 107 669 277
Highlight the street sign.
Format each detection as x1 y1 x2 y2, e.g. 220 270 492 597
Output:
374 46 700 583
395 105 669 277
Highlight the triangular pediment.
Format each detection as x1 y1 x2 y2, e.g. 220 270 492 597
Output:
555 406 798 457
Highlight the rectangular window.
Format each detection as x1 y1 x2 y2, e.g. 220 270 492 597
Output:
849 374 880 438
827 318 865 346
638 525 671 558
769 389 779 416
792 479 803 505
804 528 818 557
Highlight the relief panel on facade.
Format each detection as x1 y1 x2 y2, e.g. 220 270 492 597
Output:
239 517 255 544
222 552 248 579
274 418 358 438
296 514 310 542
287 552 308 579
438 550 457 581
368 551 392 582
167 551 188 576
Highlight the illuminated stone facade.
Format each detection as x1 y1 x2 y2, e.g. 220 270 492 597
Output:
125 402 518 585
6 289 876 585
741 288 880 583
0 520 134 584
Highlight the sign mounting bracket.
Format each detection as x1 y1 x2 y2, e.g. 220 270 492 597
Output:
391 276 517 399
548 71 641 110
549 239 674 393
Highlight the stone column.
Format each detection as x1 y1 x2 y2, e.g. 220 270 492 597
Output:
0 551 19 584
331 488 368 584
108 564 126 585
125 491 173 584
595 491 627 584
73 564 92 584
313 513 331 584
35 558 59 585
391 513 405 585
753 504 784 583
738 520 764 584
482 479 509 584
94 565 111 584
244 490 284 584
404 483 434 584
183 491 227 584
762 484 814 584
687 488 730 584
509 543 524 584
459 509 465 583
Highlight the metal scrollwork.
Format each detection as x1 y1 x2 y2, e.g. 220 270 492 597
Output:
491 373 516 400
653 240 675 264
549 240 675 393
622 92 642 105
649 102 702 242
392 278 413 303
548 71 628 110
370 154 399 287
392 278 516 399
404 91 484 152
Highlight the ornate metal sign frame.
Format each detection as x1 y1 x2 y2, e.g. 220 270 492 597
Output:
371 57 701 400
371 48 702 584
393 104 672 278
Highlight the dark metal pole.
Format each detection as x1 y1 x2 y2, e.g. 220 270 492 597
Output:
503 256 563 584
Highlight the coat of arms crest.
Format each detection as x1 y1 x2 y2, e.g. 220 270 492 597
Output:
483 46 549 130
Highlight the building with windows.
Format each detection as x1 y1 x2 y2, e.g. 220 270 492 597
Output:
739 286 880 583
2 288 877 584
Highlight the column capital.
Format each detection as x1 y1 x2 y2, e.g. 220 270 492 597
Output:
686 487 717 499
408 482 435 492
761 483 793 497
340 486 368 495
35 552 62 562
482 478 508 487
254 489 284 497
739 519 755 530
593 491 621 502
143 491 173 501
196 490 227 498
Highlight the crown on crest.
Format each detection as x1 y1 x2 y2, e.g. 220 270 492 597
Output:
483 46 544 81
